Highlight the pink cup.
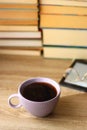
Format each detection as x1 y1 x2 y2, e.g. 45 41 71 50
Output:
8 77 61 117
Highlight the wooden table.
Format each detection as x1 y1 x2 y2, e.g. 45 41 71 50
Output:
0 54 87 130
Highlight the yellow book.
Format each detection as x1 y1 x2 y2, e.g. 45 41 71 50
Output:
0 0 38 4
0 25 38 31
0 19 38 25
40 5 87 15
43 29 87 46
0 49 41 56
0 3 38 9
44 46 87 59
40 14 87 29
0 46 42 56
0 10 38 19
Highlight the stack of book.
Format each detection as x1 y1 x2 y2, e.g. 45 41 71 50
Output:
0 0 42 56
40 0 87 59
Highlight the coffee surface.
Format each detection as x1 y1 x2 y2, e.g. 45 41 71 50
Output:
21 82 57 102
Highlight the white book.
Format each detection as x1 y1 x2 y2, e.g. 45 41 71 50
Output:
0 39 42 47
40 0 87 7
43 29 87 46
0 31 41 38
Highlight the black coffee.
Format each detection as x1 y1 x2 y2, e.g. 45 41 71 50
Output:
21 82 57 102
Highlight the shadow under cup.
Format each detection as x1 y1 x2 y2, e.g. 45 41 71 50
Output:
8 77 61 117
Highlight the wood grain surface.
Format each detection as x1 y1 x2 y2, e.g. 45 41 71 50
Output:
0 54 87 130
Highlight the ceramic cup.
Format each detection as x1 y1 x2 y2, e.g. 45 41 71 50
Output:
8 77 61 117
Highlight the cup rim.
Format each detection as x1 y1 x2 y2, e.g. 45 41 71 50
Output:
18 77 61 103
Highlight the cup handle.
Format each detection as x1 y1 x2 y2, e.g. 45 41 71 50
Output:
8 94 22 108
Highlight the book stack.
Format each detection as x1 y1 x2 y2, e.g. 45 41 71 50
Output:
40 0 87 59
0 0 42 56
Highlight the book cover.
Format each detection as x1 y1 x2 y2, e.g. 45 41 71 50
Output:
59 59 87 92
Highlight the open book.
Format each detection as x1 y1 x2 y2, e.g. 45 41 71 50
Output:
59 60 87 92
